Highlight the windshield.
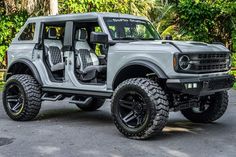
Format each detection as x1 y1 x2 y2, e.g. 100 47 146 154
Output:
104 18 161 41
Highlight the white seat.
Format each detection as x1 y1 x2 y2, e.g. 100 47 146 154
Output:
74 29 106 81
44 28 65 72
75 29 99 70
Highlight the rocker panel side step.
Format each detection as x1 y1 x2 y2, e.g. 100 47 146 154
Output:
41 93 63 101
69 96 93 105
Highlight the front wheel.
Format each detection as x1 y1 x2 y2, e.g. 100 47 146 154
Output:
181 91 228 123
111 78 169 139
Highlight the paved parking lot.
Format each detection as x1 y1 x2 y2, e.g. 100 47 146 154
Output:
0 90 236 157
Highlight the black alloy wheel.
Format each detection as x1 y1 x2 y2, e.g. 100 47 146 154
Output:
111 78 169 139
5 84 25 116
118 91 148 129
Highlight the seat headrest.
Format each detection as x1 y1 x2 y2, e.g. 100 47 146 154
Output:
48 28 57 39
76 29 87 41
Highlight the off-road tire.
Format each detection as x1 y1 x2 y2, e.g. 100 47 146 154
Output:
76 98 105 111
181 91 228 123
111 78 169 140
3 74 41 121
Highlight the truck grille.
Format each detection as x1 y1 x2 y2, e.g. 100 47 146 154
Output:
181 52 230 73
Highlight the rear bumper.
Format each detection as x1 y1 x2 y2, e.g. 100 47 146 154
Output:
166 74 235 96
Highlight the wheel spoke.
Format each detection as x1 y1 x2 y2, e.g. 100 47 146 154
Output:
7 95 19 103
11 102 22 111
136 116 143 126
123 111 136 123
119 99 133 110
118 90 148 128
7 95 18 98
7 98 18 102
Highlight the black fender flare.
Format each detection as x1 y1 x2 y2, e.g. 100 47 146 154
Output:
6 58 43 85
112 60 168 88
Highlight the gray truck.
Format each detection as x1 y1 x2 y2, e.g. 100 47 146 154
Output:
2 12 234 139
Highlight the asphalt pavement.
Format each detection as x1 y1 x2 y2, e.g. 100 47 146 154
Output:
0 90 236 157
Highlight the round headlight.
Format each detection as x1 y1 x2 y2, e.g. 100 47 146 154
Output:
179 55 191 70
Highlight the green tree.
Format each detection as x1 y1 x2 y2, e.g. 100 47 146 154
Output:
150 0 178 39
0 10 29 67
176 0 236 50
59 0 154 16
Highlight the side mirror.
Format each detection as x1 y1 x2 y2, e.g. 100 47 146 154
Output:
165 35 173 40
90 32 108 44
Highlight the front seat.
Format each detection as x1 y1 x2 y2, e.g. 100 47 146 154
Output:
44 28 65 72
74 29 106 82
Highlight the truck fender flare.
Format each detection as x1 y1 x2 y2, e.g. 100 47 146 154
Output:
6 58 43 85
112 60 168 88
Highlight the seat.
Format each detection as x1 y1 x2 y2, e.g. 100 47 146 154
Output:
44 28 65 72
74 29 106 81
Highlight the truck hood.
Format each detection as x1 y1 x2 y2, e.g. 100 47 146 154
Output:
126 40 230 53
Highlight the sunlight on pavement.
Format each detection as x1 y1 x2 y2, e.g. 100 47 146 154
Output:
80 150 122 157
132 144 190 157
163 126 195 134
34 146 60 155
160 146 190 157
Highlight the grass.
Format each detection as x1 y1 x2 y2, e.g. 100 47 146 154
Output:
0 82 4 92
229 69 236 90
233 82 236 90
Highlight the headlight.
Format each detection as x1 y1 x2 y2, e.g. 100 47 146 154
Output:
179 55 191 70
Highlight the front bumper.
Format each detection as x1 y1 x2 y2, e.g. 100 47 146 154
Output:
166 74 235 96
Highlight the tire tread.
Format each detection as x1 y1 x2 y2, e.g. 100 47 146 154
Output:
3 74 41 121
111 78 169 139
181 91 228 123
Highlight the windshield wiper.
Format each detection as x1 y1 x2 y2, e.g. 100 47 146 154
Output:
113 37 140 40
113 37 156 41
141 38 156 40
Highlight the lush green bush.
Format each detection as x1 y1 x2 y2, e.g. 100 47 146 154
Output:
231 53 236 67
177 0 235 45
59 0 154 17
59 0 129 14
177 0 219 42
233 30 236 52
233 82 236 89
229 68 236 74
0 10 28 67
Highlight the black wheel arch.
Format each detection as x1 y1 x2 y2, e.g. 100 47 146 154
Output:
5 58 43 85
112 60 168 89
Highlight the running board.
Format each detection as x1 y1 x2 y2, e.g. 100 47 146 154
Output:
42 87 113 98
41 93 63 101
69 96 93 105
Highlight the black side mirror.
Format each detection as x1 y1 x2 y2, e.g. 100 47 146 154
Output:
90 32 108 44
165 35 173 40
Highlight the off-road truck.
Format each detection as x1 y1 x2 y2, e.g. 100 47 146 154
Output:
2 12 234 139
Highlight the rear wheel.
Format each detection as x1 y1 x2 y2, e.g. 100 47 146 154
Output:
181 91 228 123
3 74 42 121
111 78 169 139
76 98 105 111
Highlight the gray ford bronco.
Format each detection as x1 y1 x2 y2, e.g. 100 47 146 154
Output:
2 12 234 139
